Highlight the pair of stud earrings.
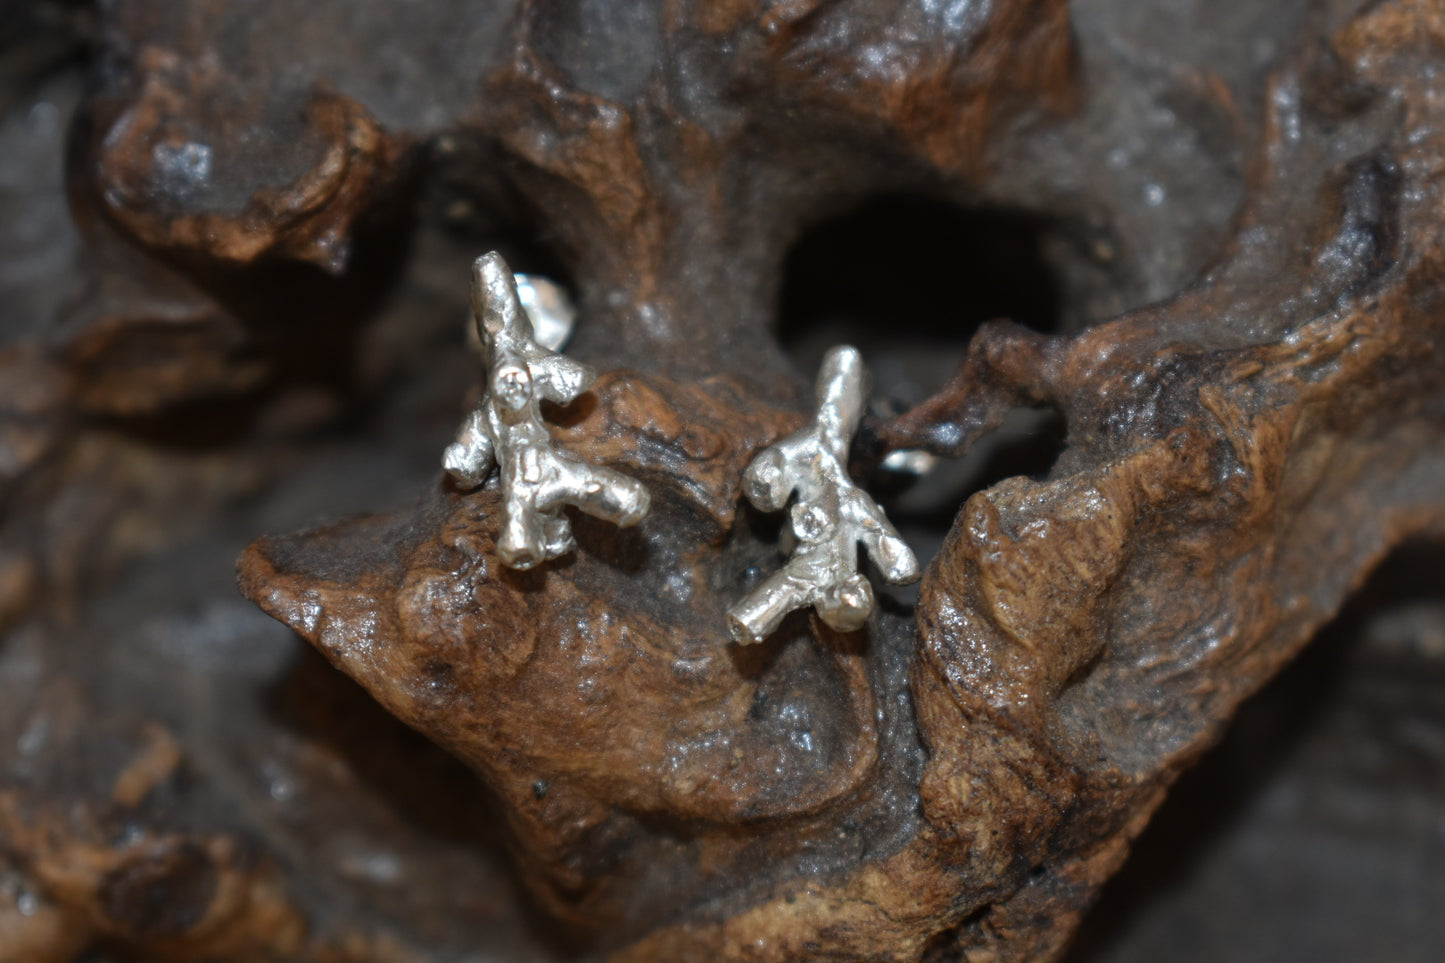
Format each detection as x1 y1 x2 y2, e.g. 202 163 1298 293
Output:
443 253 920 646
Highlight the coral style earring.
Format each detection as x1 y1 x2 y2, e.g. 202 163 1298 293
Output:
443 252 650 570
728 345 920 644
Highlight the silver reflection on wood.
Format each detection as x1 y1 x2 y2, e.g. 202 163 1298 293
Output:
728 345 920 645
443 252 649 570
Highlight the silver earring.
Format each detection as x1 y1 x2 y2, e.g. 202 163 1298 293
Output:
727 345 920 644
443 252 650 570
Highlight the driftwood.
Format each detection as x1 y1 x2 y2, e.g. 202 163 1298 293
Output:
0 1 1442 960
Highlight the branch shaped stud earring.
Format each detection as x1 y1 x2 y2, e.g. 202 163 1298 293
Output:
443 252 650 570
728 345 920 644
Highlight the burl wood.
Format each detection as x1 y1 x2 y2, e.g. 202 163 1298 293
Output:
1 0 1442 961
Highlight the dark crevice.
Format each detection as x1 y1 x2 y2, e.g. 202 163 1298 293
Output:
427 130 583 288
0 0 93 114
777 195 1065 407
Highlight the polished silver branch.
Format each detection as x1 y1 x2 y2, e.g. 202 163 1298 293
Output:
728 346 920 644
443 252 650 569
